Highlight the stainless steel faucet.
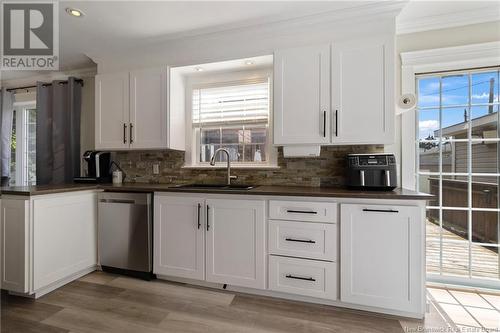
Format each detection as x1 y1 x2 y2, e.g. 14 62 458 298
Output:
210 148 237 185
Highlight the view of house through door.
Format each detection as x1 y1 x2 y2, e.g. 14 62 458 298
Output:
417 68 500 287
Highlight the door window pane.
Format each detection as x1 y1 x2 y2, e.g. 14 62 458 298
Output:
471 245 499 280
472 71 499 105
442 241 469 277
442 209 469 241
471 105 499 139
471 140 499 174
442 177 469 208
418 77 440 108
418 109 439 140
472 176 498 209
442 74 469 106
472 211 498 245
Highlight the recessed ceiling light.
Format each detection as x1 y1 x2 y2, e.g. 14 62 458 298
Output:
244 60 254 65
195 67 204 72
66 8 84 17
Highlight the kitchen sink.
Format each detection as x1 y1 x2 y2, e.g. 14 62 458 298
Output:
174 183 256 190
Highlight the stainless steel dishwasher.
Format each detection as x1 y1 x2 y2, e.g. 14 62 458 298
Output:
98 192 153 279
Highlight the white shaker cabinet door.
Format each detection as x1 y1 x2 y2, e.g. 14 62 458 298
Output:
340 203 424 315
95 72 130 149
274 44 331 145
205 198 266 289
154 195 205 280
32 192 97 292
332 36 394 144
129 67 168 149
1 198 29 293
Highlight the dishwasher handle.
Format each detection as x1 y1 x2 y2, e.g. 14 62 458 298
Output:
99 199 138 204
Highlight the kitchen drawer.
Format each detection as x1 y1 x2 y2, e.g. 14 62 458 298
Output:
269 255 337 300
269 220 337 261
269 200 337 223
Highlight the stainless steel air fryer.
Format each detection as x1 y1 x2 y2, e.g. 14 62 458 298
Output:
347 153 397 190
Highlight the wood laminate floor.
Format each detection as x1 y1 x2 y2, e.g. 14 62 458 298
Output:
1 271 408 333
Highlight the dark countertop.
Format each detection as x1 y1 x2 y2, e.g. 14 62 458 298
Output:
1 183 434 200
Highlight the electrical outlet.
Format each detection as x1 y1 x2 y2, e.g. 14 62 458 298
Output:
153 163 160 175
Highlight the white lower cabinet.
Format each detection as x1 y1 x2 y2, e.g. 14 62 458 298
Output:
1 191 98 296
153 195 266 290
340 203 423 314
154 196 205 280
1 198 29 293
269 255 337 300
32 193 97 291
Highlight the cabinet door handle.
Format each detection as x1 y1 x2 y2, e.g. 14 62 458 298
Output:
362 208 399 213
129 123 133 144
285 274 316 282
206 205 210 231
335 110 339 136
286 209 317 215
323 110 326 137
285 238 316 244
123 123 127 144
197 203 201 229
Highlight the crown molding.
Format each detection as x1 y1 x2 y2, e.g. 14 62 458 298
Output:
0 66 97 88
397 5 500 35
401 41 500 68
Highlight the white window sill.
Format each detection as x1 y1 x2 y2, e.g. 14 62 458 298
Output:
182 164 280 170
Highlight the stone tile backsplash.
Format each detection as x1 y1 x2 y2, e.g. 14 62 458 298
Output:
114 145 384 187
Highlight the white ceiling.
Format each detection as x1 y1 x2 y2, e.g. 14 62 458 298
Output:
2 1 499 82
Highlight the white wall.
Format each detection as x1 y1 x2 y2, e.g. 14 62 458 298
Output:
94 13 397 73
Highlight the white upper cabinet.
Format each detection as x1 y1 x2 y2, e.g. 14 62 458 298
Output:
154 195 205 280
95 67 182 150
205 198 266 289
129 68 168 149
95 72 130 149
274 44 331 145
274 36 394 147
332 36 394 144
340 203 423 314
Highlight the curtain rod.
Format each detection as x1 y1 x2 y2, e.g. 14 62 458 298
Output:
5 78 84 92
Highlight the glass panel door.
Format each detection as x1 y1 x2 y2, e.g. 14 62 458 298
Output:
417 68 500 287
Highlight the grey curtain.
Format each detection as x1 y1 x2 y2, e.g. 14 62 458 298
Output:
36 77 82 185
0 89 14 186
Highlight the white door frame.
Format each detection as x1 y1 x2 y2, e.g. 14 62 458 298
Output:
400 41 500 190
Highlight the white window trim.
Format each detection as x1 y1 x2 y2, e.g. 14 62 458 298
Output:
184 68 278 168
12 100 36 186
400 41 500 190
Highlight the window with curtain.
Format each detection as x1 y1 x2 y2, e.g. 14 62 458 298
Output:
10 103 36 186
191 79 271 165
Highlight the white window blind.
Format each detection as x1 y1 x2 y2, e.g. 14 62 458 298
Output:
192 79 269 126
191 78 271 164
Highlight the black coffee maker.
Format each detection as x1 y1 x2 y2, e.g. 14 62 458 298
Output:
74 151 111 183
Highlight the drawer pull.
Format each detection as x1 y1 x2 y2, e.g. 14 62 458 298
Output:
286 210 318 214
362 208 399 213
285 274 316 282
285 238 316 244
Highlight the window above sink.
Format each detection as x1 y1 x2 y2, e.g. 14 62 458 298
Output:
170 55 278 169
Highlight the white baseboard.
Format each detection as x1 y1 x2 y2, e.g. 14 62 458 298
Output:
8 266 97 299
